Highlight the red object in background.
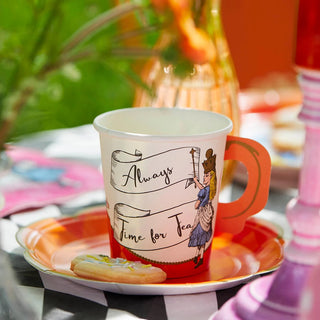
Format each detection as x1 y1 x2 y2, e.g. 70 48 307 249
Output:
221 0 297 89
295 0 320 70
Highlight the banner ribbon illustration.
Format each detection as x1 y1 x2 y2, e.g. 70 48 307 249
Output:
111 147 200 194
113 201 197 251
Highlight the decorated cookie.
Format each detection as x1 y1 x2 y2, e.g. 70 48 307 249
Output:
70 254 167 284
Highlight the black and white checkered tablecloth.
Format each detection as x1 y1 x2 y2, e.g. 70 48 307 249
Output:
0 205 251 320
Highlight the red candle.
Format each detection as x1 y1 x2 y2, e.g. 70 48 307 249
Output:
295 0 320 70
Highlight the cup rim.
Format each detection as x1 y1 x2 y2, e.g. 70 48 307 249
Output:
93 107 233 140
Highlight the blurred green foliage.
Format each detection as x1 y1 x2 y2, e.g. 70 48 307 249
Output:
11 61 135 138
0 0 158 143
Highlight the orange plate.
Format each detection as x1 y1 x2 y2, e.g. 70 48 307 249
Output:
16 206 284 295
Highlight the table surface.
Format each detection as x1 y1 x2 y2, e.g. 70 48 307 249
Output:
0 125 294 320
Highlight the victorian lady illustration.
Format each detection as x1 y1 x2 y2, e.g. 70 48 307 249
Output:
188 148 217 268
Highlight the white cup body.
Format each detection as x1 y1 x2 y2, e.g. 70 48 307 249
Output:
94 107 232 266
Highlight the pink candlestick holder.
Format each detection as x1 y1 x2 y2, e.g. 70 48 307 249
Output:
212 72 320 320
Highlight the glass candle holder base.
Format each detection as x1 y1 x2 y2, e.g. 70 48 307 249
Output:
212 259 313 320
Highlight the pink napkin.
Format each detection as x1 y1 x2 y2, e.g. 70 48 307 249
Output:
0 147 104 216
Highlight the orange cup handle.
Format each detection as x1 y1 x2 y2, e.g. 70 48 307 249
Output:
215 135 271 234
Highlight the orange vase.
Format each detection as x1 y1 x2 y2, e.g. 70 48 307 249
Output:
134 0 240 188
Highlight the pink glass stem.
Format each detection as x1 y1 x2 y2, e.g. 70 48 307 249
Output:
298 127 320 204
285 74 320 266
212 72 320 320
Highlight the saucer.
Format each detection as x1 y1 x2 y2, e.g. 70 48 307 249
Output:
16 206 284 295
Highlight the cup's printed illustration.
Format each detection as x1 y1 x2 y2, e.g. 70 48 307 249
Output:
188 149 217 268
113 201 196 252
109 146 217 264
111 147 200 194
